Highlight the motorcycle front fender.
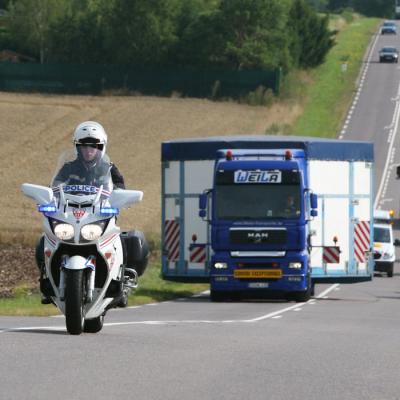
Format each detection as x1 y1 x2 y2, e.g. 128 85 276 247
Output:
64 255 88 270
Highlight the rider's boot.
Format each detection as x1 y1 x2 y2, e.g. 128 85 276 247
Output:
35 235 51 304
117 268 138 308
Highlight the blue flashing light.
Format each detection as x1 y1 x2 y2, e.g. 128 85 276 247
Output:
100 207 119 216
38 204 57 214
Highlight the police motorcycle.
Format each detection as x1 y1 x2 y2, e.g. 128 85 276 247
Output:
22 150 148 335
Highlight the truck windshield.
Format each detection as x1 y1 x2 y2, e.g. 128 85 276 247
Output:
215 184 301 220
214 168 302 220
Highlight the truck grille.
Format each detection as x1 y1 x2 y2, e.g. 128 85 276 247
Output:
237 262 279 269
230 229 286 245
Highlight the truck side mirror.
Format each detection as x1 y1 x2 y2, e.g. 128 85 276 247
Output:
199 193 208 218
310 193 318 210
397 165 400 179
199 193 207 210
394 239 400 246
311 209 318 217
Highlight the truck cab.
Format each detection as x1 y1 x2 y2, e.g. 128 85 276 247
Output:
205 149 317 302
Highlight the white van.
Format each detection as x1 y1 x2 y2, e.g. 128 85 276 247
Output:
373 210 395 277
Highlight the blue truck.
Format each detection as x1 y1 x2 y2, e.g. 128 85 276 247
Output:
161 136 374 301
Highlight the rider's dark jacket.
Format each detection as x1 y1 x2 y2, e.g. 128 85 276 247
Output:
53 159 125 189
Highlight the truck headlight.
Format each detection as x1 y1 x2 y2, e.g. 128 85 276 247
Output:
81 223 104 241
289 262 302 269
214 262 228 269
54 223 74 241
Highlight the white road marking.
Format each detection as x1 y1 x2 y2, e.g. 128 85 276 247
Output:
375 81 400 209
0 285 340 332
339 27 380 139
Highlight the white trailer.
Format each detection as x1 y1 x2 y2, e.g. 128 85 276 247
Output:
161 136 374 285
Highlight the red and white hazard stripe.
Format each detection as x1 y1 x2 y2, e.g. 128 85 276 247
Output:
354 221 370 263
165 220 180 262
323 246 340 264
190 245 206 263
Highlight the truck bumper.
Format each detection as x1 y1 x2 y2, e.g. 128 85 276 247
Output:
210 273 309 292
210 252 309 293
374 261 394 273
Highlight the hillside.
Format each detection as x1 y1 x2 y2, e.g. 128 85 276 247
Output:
0 92 302 244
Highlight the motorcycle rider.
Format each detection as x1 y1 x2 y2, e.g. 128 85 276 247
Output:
53 121 125 189
36 121 126 303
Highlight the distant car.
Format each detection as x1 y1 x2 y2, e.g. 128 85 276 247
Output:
373 210 396 277
381 21 397 34
379 46 399 63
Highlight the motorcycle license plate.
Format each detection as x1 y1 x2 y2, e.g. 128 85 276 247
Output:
234 269 282 279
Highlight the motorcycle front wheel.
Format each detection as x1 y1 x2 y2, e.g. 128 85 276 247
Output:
65 269 85 335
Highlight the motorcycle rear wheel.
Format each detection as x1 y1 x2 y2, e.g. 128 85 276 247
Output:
65 269 85 335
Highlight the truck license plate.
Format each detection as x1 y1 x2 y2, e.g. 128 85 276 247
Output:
248 282 269 288
234 269 282 279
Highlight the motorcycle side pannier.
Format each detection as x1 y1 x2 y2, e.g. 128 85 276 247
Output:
121 230 149 276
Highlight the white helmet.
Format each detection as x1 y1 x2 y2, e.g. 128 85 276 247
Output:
73 121 107 160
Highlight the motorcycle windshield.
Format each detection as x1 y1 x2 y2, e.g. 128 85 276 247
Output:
51 149 113 197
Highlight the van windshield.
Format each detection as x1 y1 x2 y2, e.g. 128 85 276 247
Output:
374 227 391 243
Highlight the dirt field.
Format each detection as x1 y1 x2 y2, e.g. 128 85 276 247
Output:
0 91 302 244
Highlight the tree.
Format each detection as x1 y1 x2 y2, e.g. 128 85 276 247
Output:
306 0 329 11
214 0 291 70
352 0 394 17
48 10 106 64
7 0 68 63
175 0 291 70
327 0 351 11
288 0 335 69
101 0 180 66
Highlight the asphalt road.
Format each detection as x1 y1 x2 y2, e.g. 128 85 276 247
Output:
2 28 400 400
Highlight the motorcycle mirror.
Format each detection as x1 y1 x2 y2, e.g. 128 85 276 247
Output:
21 183 54 204
109 189 143 209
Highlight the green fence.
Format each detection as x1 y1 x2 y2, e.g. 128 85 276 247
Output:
0 62 281 97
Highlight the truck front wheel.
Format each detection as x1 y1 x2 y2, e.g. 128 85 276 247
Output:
210 290 227 302
292 276 312 302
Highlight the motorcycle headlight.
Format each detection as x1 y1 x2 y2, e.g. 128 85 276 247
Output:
81 223 104 241
53 223 74 241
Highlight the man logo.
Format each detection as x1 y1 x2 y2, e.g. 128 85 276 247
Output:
248 232 269 243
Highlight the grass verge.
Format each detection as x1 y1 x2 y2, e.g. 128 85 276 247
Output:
0 261 208 316
292 15 381 137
